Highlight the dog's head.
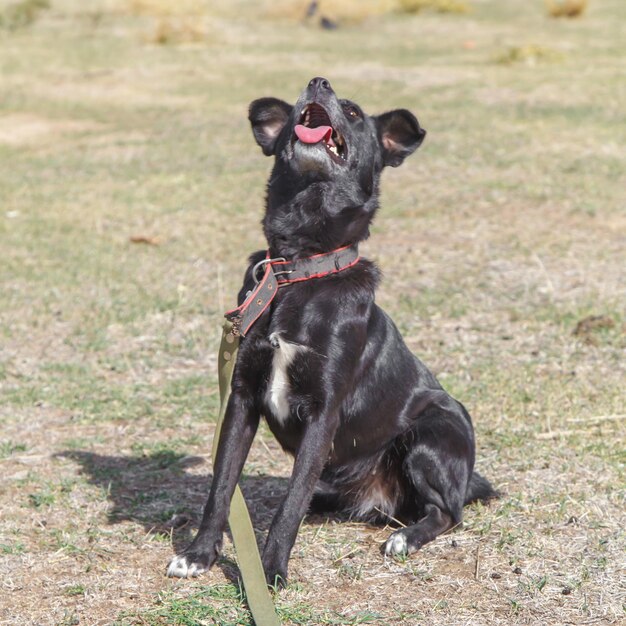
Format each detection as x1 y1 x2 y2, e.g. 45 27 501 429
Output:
250 77 425 179
248 78 426 254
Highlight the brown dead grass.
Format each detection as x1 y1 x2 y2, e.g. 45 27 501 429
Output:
264 0 395 23
546 0 589 18
398 0 470 14
123 0 216 44
0 113 101 146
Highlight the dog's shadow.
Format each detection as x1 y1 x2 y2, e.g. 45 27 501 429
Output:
57 449 294 583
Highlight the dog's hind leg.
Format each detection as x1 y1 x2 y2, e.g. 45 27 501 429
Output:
308 479 342 514
384 502 454 556
384 391 474 556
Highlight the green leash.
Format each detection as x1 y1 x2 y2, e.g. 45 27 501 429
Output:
215 319 281 626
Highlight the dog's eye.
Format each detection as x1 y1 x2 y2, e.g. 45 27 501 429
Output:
343 105 360 119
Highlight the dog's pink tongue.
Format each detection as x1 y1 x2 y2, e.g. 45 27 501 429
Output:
294 124 332 144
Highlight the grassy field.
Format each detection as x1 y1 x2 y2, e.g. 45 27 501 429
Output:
0 0 624 624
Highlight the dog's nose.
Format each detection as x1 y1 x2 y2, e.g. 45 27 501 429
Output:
308 77 332 93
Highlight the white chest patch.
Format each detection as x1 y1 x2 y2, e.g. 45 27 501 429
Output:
265 332 306 424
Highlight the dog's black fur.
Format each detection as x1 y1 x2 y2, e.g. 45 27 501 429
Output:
167 77 496 585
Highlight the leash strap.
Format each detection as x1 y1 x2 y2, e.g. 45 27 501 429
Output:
215 320 281 626
225 262 279 337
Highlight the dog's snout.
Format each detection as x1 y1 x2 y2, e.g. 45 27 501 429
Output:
308 76 332 94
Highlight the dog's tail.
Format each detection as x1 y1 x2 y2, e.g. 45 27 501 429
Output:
465 471 499 505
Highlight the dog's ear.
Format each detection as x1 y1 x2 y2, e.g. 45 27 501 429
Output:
374 109 426 167
248 98 293 156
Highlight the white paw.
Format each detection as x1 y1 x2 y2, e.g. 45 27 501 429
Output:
385 532 408 557
166 555 206 578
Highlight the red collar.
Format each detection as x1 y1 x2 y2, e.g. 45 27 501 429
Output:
225 244 360 336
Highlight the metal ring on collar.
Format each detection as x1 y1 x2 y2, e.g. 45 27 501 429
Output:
252 257 285 285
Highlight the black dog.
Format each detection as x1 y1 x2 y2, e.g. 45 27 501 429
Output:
167 77 496 584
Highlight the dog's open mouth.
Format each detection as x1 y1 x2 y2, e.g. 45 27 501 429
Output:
294 103 347 164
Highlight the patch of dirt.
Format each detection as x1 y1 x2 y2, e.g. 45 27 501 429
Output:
0 113 102 146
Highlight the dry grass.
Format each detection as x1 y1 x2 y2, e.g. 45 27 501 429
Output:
1 0 625 624
265 0 469 22
546 0 589 18
398 0 470 14
0 0 49 31
494 44 563 66
264 0 396 24
127 0 209 17
125 0 212 44
145 17 208 45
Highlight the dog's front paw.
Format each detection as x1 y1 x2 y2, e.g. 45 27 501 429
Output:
166 551 214 578
265 568 288 589
384 530 408 557
167 534 222 578
262 554 289 589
